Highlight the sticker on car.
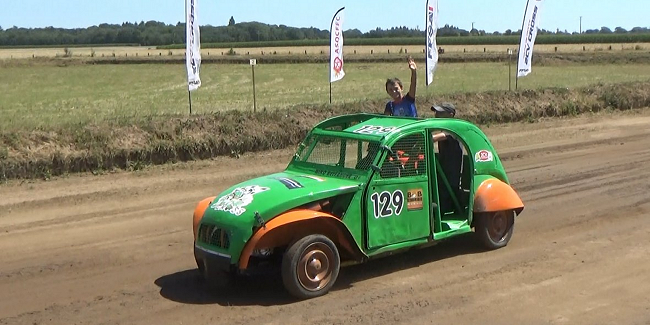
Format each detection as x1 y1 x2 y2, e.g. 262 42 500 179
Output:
475 150 494 162
407 189 424 210
353 125 397 135
370 190 404 218
210 185 269 216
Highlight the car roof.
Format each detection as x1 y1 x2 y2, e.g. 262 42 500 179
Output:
313 113 477 142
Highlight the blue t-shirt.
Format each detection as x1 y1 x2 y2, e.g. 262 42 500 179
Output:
385 94 417 117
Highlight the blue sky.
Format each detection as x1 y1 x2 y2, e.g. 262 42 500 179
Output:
1 0 648 33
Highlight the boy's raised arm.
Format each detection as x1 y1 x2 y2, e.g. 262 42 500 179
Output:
407 57 417 99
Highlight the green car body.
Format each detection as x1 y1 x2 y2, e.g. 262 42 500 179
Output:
192 113 524 299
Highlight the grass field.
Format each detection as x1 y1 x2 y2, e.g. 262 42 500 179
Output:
1 60 650 131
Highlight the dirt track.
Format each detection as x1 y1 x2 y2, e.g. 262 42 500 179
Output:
1 110 650 325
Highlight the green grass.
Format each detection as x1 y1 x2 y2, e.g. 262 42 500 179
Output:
1 61 650 131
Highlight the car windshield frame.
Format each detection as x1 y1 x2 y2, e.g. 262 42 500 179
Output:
290 131 383 176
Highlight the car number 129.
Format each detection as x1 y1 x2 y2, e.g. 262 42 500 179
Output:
370 190 404 218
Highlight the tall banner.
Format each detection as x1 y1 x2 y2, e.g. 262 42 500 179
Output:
329 7 345 83
517 0 543 78
186 0 201 91
425 0 439 86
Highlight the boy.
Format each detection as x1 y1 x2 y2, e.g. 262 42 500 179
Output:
384 57 418 117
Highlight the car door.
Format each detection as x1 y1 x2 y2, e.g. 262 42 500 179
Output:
365 132 431 249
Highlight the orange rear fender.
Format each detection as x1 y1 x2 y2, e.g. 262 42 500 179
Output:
473 179 524 214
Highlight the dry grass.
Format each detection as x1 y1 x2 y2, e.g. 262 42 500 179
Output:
1 43 647 59
2 81 650 180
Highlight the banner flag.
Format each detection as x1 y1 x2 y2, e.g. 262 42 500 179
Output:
186 0 202 91
425 0 439 86
517 0 543 78
329 7 345 83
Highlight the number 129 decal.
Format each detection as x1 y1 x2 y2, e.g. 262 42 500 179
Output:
370 190 404 218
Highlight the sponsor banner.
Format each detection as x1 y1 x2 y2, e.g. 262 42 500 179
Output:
425 0 439 86
330 7 345 83
517 0 544 78
186 0 202 91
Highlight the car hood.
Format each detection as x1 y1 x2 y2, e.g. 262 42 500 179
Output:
200 170 363 230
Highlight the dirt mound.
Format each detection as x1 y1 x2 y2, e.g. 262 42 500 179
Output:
2 81 650 180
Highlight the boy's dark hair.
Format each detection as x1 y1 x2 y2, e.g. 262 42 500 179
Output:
385 78 403 90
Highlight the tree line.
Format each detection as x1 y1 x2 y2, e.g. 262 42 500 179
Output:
0 18 648 47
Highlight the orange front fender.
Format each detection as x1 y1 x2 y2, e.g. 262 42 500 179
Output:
193 196 217 239
238 209 363 270
473 179 524 214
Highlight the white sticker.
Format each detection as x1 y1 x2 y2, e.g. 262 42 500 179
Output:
475 150 494 163
370 190 404 218
353 125 397 135
211 185 269 216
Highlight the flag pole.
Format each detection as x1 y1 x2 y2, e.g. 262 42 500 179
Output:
516 0 530 91
188 90 193 114
329 83 332 104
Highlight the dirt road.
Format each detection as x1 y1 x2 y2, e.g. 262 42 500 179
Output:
1 110 650 325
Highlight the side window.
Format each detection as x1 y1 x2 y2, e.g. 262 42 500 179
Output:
379 133 427 179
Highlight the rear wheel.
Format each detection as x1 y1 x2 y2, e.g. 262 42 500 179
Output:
281 234 340 299
475 210 515 250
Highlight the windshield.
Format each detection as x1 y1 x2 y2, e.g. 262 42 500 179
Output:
296 135 380 172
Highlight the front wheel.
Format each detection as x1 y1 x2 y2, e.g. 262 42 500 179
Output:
475 210 515 250
281 234 340 299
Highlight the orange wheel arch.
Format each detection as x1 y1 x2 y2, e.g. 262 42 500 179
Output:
473 179 524 215
238 209 364 270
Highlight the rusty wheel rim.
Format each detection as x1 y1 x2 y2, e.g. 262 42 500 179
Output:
297 242 334 292
487 211 510 242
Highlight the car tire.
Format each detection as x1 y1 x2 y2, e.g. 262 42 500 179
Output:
281 234 340 299
475 210 515 250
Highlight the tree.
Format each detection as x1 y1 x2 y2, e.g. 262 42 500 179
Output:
228 16 235 26
599 26 612 34
631 27 649 33
614 27 627 33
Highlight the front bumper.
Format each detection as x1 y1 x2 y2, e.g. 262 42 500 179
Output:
194 244 234 277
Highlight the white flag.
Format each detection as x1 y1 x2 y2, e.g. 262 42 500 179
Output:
330 7 345 83
186 0 201 91
425 0 439 86
517 0 543 78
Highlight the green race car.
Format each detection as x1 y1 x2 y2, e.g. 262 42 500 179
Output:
192 113 524 299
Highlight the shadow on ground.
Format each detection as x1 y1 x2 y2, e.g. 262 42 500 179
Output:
155 233 484 306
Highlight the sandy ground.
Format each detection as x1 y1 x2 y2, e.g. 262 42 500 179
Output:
1 110 650 325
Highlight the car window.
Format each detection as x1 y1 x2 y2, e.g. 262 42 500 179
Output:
379 133 427 178
300 135 375 171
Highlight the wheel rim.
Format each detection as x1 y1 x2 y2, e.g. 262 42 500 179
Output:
486 211 511 242
297 242 334 292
